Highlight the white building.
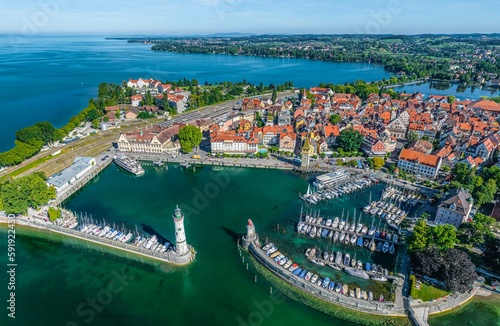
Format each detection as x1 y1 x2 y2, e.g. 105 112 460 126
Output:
47 157 96 193
117 124 181 154
397 148 442 180
435 189 473 228
210 131 259 154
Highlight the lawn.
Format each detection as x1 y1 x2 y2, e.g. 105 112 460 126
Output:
410 275 450 302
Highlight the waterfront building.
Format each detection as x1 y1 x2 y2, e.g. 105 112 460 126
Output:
435 189 473 228
117 124 181 154
209 130 259 155
397 148 442 180
313 169 350 189
46 157 96 193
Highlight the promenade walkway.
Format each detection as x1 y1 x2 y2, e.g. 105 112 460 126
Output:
409 289 476 325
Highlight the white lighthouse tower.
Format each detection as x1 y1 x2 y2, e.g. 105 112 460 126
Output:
172 205 190 256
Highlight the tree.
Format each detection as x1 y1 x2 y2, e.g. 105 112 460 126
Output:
447 95 456 104
473 178 497 206
47 206 62 221
429 224 457 250
483 237 500 274
460 213 496 245
482 166 500 185
329 114 341 125
372 157 385 170
451 162 476 188
91 119 100 129
271 88 277 104
178 125 202 153
408 218 429 252
412 247 476 293
337 128 363 153
407 131 419 142
0 173 56 215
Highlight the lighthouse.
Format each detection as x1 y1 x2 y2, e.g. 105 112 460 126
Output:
172 205 190 256
242 219 259 250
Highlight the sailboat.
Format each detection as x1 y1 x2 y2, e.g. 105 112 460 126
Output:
363 191 373 213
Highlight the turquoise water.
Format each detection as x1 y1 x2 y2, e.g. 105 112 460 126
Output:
0 165 498 325
0 35 391 151
0 165 389 326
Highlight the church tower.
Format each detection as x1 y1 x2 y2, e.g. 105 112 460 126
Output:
301 135 312 168
172 205 189 256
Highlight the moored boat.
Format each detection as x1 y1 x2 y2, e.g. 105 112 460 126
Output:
344 267 370 280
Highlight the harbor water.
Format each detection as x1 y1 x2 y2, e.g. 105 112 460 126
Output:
2 164 497 325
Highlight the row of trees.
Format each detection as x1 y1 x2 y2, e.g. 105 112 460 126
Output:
0 173 56 214
449 163 500 206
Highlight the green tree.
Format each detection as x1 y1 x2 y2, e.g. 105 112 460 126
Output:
271 88 277 104
407 131 419 142
473 178 497 206
47 206 62 221
1 173 56 215
447 95 456 104
372 157 385 170
178 125 202 153
337 128 363 153
329 114 341 125
91 119 100 129
429 224 457 250
451 162 476 188
408 218 429 252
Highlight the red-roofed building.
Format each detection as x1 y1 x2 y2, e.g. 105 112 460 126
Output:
397 148 442 179
117 124 181 153
130 95 143 107
210 130 259 154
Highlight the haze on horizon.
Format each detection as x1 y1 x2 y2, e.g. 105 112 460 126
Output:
1 0 499 36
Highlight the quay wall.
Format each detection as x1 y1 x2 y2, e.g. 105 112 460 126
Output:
54 156 113 206
0 216 195 266
247 241 406 317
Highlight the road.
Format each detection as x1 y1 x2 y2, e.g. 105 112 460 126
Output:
1 91 296 179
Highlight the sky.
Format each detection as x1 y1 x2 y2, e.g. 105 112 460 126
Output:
1 0 498 36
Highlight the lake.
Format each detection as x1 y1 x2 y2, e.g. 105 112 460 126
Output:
0 35 391 151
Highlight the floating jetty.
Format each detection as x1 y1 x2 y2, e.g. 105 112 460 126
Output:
300 174 378 205
297 210 400 254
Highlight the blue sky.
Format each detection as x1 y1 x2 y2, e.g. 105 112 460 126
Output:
1 0 498 35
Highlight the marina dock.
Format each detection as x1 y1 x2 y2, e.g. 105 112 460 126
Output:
298 215 402 247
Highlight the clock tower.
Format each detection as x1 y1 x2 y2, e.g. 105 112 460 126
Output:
172 205 189 256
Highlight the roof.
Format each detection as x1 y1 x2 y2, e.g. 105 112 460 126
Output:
470 100 500 112
399 148 441 167
439 189 473 214
47 157 94 189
